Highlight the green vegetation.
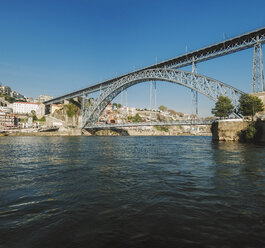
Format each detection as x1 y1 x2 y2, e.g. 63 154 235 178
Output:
0 93 7 98
211 96 234 117
31 111 40 121
65 103 79 117
112 102 122 108
18 115 46 123
239 94 264 119
128 113 143 122
239 124 257 142
19 118 27 122
30 110 37 121
154 126 169 132
6 96 15 103
0 93 15 103
38 116 46 122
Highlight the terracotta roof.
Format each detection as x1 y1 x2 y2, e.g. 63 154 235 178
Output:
14 102 40 105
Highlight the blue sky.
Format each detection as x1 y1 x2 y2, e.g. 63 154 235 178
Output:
0 0 264 116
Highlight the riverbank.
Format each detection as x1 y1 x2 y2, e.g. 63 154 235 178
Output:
6 132 79 136
1 125 212 137
4 131 212 137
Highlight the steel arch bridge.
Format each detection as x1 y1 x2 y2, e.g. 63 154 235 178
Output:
82 68 245 128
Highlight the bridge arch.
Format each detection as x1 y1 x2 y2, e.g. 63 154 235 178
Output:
82 68 245 128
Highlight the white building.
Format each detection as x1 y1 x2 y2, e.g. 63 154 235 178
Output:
128 107 136 116
38 95 53 103
12 102 41 115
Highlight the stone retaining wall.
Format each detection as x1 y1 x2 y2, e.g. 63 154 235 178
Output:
211 119 265 142
211 119 251 141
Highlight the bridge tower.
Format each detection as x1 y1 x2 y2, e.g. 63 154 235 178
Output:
252 36 264 92
191 57 198 115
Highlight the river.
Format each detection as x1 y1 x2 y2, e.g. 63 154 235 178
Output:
0 136 265 247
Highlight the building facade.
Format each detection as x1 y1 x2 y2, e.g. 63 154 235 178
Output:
12 102 40 114
0 106 12 113
0 111 17 127
51 104 63 114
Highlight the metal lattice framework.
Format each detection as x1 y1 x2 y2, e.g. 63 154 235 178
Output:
44 27 265 106
82 68 245 128
252 41 264 92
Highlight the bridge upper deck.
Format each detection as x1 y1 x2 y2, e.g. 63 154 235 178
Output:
45 27 265 105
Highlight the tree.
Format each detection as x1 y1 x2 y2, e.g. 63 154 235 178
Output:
128 113 143 122
240 124 257 142
38 116 46 122
159 105 167 112
168 109 177 115
117 103 122 108
30 110 37 121
238 94 264 119
65 103 78 117
211 96 234 118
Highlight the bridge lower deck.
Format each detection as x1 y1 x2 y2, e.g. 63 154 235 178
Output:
85 120 215 129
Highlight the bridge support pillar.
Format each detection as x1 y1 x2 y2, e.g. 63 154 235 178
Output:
45 104 51 115
252 37 264 92
191 90 198 115
191 58 198 115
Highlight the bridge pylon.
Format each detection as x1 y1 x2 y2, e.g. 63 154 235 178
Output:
252 37 264 92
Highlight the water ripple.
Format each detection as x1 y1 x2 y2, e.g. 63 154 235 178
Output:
0 136 265 247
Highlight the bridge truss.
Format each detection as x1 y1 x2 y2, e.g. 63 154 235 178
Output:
45 27 264 106
82 68 244 128
42 27 265 129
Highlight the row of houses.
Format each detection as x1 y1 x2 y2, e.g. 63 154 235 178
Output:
0 111 18 128
0 102 45 128
99 104 138 123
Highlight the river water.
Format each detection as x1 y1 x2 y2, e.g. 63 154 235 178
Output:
0 136 265 248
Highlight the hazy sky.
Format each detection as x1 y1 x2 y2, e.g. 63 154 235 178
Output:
0 0 264 116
